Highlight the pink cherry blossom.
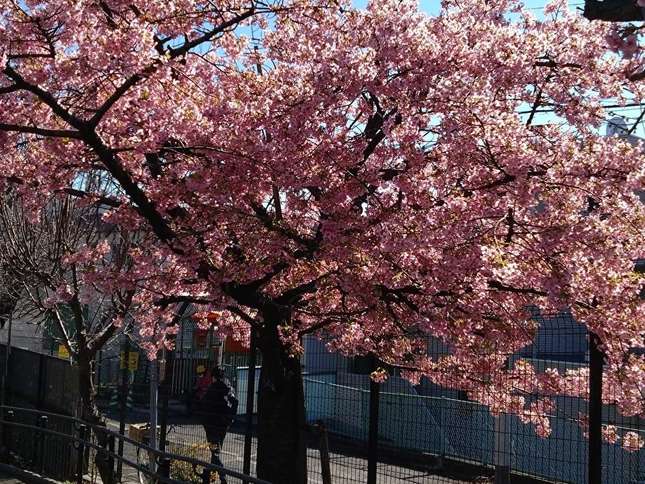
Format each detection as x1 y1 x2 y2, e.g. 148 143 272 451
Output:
0 0 643 479
622 431 644 452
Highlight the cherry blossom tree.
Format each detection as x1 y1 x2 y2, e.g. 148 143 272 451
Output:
0 0 643 481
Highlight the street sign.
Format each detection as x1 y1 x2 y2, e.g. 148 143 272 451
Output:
58 344 70 360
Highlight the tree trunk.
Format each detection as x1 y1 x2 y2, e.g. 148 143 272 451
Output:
255 313 307 484
77 350 115 484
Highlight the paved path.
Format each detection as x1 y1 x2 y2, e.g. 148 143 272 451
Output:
0 475 23 484
104 418 482 483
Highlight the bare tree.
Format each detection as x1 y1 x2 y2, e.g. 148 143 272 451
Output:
0 187 136 482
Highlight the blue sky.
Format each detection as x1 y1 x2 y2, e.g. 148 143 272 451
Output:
352 0 584 16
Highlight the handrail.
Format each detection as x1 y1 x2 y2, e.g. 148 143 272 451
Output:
0 406 271 484
0 419 176 484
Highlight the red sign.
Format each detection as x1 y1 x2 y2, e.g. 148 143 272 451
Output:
224 337 249 353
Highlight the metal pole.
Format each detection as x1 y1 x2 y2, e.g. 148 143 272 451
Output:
495 357 511 484
116 337 130 480
96 350 103 397
367 354 380 484
38 415 48 475
1 312 13 447
37 353 46 409
588 333 603 484
315 422 332 484
1 312 13 407
178 318 184 397
159 347 171 453
149 357 158 474
76 424 87 484
243 329 258 477
494 414 511 484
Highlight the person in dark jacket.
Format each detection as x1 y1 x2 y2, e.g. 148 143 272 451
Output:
194 367 236 483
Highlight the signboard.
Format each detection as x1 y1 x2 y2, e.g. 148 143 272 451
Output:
119 351 139 371
224 337 249 354
58 344 70 359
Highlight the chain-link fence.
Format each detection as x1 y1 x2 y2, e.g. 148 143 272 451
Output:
2 312 644 483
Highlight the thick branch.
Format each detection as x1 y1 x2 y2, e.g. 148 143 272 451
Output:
487 279 547 296
154 294 212 308
62 188 121 208
3 66 85 129
0 122 82 139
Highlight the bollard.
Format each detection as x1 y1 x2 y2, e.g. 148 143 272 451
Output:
76 424 87 484
38 415 48 475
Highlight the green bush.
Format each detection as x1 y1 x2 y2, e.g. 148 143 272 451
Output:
168 442 211 483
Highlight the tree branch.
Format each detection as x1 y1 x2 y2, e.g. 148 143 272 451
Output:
89 8 257 127
0 122 82 139
3 66 85 129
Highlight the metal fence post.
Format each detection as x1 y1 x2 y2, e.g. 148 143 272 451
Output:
37 354 46 409
158 457 171 479
159 349 171 453
439 396 446 457
494 414 510 484
38 415 48 475
243 328 257 478
107 433 115 484
201 468 211 484
3 410 13 452
588 332 603 484
367 354 380 484
1 314 13 409
314 422 332 484
116 338 130 481
76 424 87 484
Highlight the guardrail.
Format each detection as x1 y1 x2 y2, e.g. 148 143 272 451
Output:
0 405 270 484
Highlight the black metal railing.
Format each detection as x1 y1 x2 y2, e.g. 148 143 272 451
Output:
0 406 270 484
